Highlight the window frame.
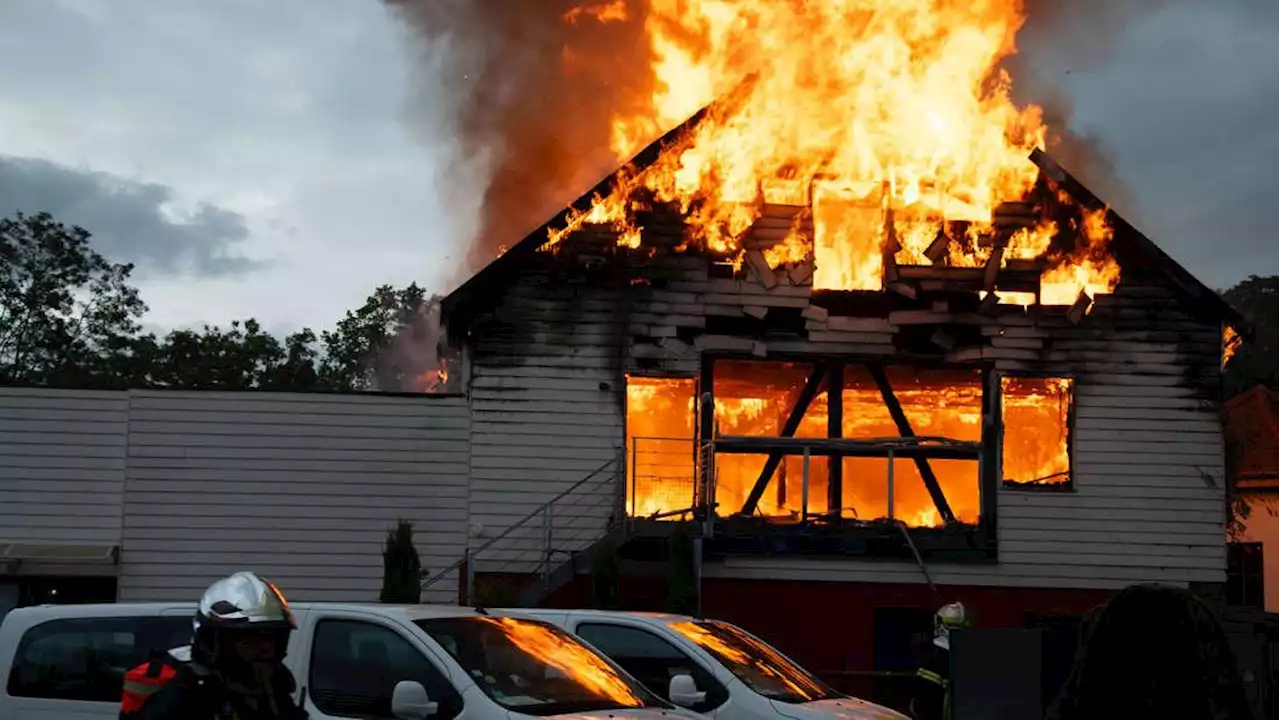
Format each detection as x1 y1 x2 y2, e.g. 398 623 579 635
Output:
574 620 730 713
5 615 192 703
997 372 1077 493
306 617 463 720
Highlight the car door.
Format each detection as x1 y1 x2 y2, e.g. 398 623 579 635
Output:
297 610 468 720
571 619 731 716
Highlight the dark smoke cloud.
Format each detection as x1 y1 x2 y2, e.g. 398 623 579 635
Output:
388 0 1160 281
385 0 655 279
1006 0 1174 220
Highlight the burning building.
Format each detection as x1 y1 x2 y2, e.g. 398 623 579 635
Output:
430 0 1243 698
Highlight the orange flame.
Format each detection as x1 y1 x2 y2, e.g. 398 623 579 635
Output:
563 0 629 25
1040 206 1119 305
478 617 643 705
1222 325 1242 370
549 0 1121 305
626 367 1074 523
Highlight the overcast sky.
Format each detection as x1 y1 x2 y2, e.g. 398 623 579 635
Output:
0 0 1275 333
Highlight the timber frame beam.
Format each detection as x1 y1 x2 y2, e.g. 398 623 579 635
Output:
867 365 958 525
739 364 827 515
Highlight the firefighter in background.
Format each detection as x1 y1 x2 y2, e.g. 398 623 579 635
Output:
120 571 308 720
910 602 969 720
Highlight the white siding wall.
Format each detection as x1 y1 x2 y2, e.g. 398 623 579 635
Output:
0 388 470 601
465 273 628 571
0 389 128 551
117 391 470 602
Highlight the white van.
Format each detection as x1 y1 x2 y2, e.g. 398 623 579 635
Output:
506 610 908 720
0 602 699 720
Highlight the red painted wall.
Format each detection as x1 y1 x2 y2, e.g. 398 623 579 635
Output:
542 574 1110 673
701 578 1111 674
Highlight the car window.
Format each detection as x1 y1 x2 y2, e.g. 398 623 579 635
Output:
416 616 663 717
6 615 192 702
669 620 840 704
576 622 729 712
308 619 462 720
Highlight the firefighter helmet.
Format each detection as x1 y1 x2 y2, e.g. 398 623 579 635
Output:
192 571 295 665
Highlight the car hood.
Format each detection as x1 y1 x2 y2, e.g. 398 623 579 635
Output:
772 697 910 720
545 709 703 720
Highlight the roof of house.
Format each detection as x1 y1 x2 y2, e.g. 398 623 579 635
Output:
1224 384 1279 487
441 94 1244 336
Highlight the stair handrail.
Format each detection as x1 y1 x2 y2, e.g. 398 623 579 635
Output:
420 453 622 591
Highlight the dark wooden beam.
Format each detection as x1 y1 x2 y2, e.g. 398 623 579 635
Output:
980 367 1001 560
716 436 981 460
739 365 827 515
697 361 715 519
827 363 844 513
867 365 958 525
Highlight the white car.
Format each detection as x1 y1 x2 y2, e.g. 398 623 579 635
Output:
0 601 700 720
505 609 908 720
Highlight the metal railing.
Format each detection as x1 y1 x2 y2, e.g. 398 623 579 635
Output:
421 451 626 606
629 436 700 519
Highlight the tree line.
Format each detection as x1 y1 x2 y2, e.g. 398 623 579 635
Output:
1 211 445 393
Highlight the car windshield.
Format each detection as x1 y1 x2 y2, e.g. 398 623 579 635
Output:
415 616 664 716
669 620 841 704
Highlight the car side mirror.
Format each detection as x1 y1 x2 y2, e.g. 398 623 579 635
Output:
391 680 438 719
668 673 706 707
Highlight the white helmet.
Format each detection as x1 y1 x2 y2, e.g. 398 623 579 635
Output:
933 602 968 649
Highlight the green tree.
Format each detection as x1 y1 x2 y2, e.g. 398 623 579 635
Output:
1221 274 1277 398
319 283 445 391
380 519 423 604
131 320 316 390
0 212 146 387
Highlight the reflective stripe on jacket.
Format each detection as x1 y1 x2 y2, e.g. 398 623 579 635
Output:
120 658 178 715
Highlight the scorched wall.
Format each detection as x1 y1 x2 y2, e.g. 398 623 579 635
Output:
459 245 1228 590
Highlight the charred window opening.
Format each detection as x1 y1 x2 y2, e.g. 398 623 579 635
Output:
624 363 986 529
1000 376 1074 490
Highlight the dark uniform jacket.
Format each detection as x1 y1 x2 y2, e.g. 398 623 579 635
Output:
912 642 951 720
121 650 308 720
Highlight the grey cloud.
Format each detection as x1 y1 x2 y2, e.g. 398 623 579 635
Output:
0 155 259 277
1060 0 1278 290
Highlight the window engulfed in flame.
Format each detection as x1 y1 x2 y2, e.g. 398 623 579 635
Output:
626 364 987 527
1001 376 1072 487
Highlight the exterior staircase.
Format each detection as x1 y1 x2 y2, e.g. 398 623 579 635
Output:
421 453 632 608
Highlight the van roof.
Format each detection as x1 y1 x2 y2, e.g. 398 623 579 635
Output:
2 602 496 625
505 608 697 625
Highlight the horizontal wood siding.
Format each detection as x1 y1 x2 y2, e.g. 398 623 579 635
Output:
0 389 128 547
116 391 470 603
473 227 1227 591
466 269 628 571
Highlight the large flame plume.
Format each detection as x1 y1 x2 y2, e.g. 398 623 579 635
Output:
548 0 1118 300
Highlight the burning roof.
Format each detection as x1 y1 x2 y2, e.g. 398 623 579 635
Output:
441 1 1239 335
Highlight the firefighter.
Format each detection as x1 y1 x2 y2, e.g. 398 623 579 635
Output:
910 602 968 720
120 571 308 720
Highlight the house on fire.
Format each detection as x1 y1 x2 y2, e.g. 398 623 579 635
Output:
432 91 1245 659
